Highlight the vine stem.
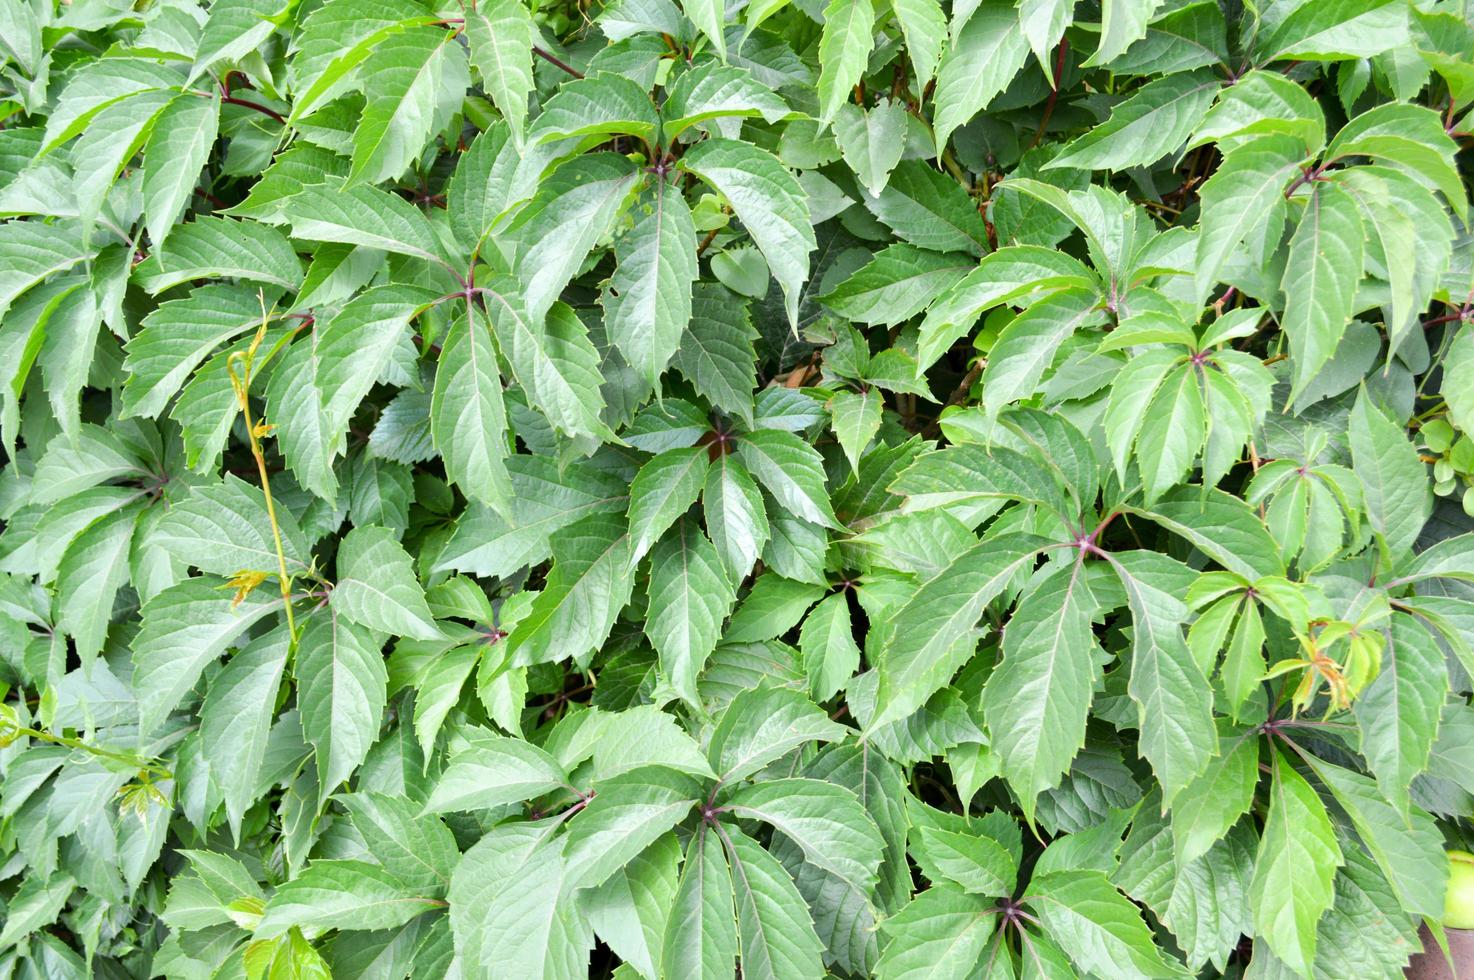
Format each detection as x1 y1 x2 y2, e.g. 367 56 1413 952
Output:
227 295 299 647
0 711 171 779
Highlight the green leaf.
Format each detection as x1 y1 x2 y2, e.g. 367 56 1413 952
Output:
603 179 697 386
932 0 1030 154
679 0 728 59
1089 0 1164 65
910 827 1015 896
431 308 513 513
153 475 312 578
1048 70 1218 171
332 524 440 640
816 0 876 127
1352 615 1447 819
678 138 815 327
1306 758 1446 921
662 827 738 978
1281 181 1364 400
504 513 636 667
862 159 990 257
486 292 614 441
121 285 268 419
673 283 759 425
0 222 91 320
820 244 972 327
888 0 945 89
191 0 293 84
424 731 570 813
1257 0 1408 62
341 792 458 895
645 517 734 706
287 181 452 267
707 685 848 782
351 27 467 186
832 99 906 197
1445 326 1474 435
296 607 388 798
1248 750 1342 977
200 625 290 836
662 62 790 142
736 428 839 528
143 93 221 250
1326 102 1464 218
982 559 1099 821
563 766 701 891
722 825 826 980
1135 363 1205 503
507 153 641 325
879 890 999 980
259 860 439 937
627 446 710 561
876 534 1046 730
55 502 139 659
1027 869 1187 977
917 244 1097 367
0 873 75 951
1112 551 1216 804
703 453 770 582
980 287 1108 413
1348 386 1431 557
134 217 303 294
449 821 593 979
466 0 536 145
725 777 883 891
1192 134 1307 301
1170 727 1258 866
583 831 680 978
530 73 660 145
798 590 860 702
827 388 881 472
1126 487 1284 581
133 578 280 732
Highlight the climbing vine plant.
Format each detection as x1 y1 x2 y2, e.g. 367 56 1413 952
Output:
1 0 1473 977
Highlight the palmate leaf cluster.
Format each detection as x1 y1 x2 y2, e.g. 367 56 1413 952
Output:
2 0 1474 977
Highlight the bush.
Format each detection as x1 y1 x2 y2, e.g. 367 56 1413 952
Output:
1 0 1473 977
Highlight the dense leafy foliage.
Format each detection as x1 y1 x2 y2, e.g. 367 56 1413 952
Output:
2 0 1474 977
